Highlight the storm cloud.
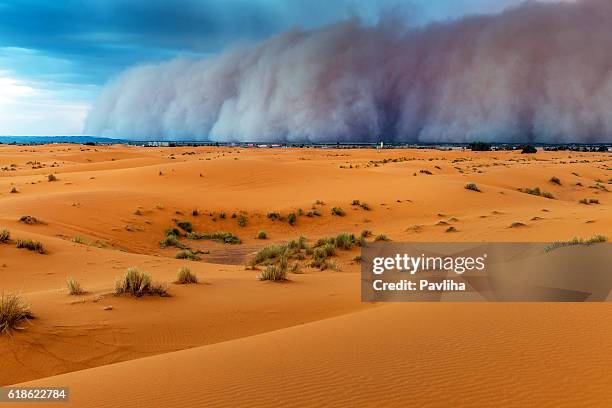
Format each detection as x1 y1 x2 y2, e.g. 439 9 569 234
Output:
86 0 612 143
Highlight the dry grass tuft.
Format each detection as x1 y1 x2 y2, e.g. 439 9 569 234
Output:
176 266 198 284
66 278 85 295
0 293 33 334
115 267 168 297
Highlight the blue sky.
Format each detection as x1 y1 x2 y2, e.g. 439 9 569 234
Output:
0 0 530 135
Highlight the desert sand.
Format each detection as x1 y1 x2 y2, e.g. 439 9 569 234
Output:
1 144 611 407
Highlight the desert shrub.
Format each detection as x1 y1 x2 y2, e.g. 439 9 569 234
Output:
419 169 433 175
287 213 297 226
335 233 356 250
258 255 288 281
159 234 186 249
542 192 555 199
351 200 361 206
238 214 247 227
465 183 481 192
115 267 168 297
445 226 458 233
374 234 389 242
47 174 57 182
10 186 17 193
66 278 84 295
315 200 325 205
19 215 42 225
360 202 371 211
510 222 526 228
589 199 600 204
174 250 201 261
285 236 305 250
164 228 180 238
257 231 268 240
192 209 199 216
0 293 33 334
186 231 241 244
176 266 198 284
72 235 88 245
306 210 321 217
175 220 193 233
331 207 345 216
219 212 226 219
134 208 143 216
353 255 362 262
545 235 607 252
521 187 542 196
16 239 46 254
550 176 561 185
0 229 10 243
579 198 589 205
267 212 281 221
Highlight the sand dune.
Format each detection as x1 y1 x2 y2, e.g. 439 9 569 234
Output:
1 145 610 406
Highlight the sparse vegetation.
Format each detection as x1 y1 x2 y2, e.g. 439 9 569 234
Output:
19 215 43 225
176 266 198 284
445 226 457 233
465 183 481 192
238 214 247 227
47 174 57 182
519 186 554 198
16 239 45 254
374 234 389 242
115 267 168 297
186 231 241 244
306 210 321 217
174 249 201 261
580 198 600 205
10 186 17 194
287 213 297 226
175 220 193 233
550 176 561 185
0 229 10 243
159 233 186 249
267 212 281 221
545 235 608 252
66 278 84 295
258 258 288 281
0 293 33 334
257 231 268 240
510 222 526 228
331 207 345 216
419 169 433 175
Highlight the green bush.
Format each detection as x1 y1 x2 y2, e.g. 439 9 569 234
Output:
257 231 268 240
287 213 297 226
238 214 247 227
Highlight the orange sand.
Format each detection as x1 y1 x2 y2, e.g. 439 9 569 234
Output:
1 144 610 406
